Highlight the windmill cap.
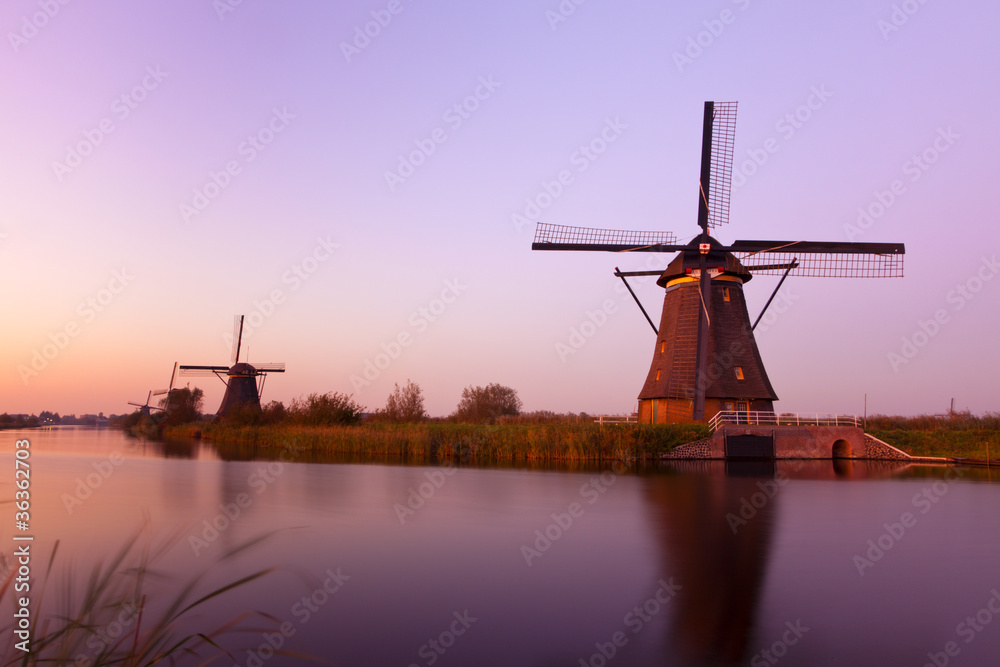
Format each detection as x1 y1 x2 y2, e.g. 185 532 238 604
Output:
228 362 257 375
656 234 752 287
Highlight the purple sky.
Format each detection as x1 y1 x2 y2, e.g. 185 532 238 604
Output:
2 0 998 418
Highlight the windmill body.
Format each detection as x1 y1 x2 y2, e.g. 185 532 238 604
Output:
532 101 904 424
637 235 777 423
179 316 285 418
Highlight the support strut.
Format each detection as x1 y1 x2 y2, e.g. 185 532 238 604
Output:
614 267 658 335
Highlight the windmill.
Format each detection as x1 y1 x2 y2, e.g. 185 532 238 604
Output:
128 362 179 415
178 316 285 418
127 391 162 417
532 101 904 424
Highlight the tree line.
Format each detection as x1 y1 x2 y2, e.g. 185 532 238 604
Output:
222 380 525 427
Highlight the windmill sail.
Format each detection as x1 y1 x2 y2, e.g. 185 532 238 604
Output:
532 223 680 252
733 240 905 278
702 101 737 230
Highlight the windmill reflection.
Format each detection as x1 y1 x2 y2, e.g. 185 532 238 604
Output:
644 461 778 665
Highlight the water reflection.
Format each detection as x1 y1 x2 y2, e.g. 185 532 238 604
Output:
5 429 999 666
644 463 777 665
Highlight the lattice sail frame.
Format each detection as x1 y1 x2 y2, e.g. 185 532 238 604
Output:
533 223 677 247
737 251 904 278
706 101 737 229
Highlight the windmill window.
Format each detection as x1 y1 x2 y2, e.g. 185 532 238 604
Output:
735 366 744 380
660 341 666 354
655 369 661 381
723 287 730 302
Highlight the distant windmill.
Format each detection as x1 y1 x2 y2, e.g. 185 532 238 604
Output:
127 391 162 417
178 316 285 418
532 101 905 424
128 362 179 415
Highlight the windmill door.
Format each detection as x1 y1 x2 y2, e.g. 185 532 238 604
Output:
736 401 749 424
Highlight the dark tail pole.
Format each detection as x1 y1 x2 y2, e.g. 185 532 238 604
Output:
615 267 658 335
752 259 797 331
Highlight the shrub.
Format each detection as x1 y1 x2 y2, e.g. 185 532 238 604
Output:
452 383 522 424
287 392 365 426
377 379 427 423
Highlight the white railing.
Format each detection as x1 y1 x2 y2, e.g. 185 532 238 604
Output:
595 414 639 425
708 411 861 431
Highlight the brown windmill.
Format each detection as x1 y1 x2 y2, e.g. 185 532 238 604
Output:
532 101 905 424
179 316 285 418
128 362 179 415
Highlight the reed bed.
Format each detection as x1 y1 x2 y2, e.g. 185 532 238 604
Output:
165 422 710 462
865 413 1000 460
0 526 286 666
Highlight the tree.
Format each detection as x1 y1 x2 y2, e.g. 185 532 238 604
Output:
452 383 522 424
160 387 204 426
382 380 427 423
287 392 365 426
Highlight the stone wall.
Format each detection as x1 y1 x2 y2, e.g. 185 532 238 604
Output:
662 439 713 459
864 433 913 461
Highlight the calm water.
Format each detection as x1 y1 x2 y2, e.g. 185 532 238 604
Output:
2 427 999 666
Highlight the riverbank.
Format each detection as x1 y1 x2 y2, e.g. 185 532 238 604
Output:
161 414 1000 464
163 422 711 462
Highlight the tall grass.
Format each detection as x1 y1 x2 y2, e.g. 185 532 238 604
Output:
866 412 1000 460
0 525 286 666
164 422 710 462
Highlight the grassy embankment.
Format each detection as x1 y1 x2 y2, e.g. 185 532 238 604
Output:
164 421 711 462
865 413 1000 461
163 413 1000 463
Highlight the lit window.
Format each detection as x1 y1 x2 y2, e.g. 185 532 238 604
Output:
655 369 661 381
735 366 744 380
723 287 730 302
660 341 666 354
